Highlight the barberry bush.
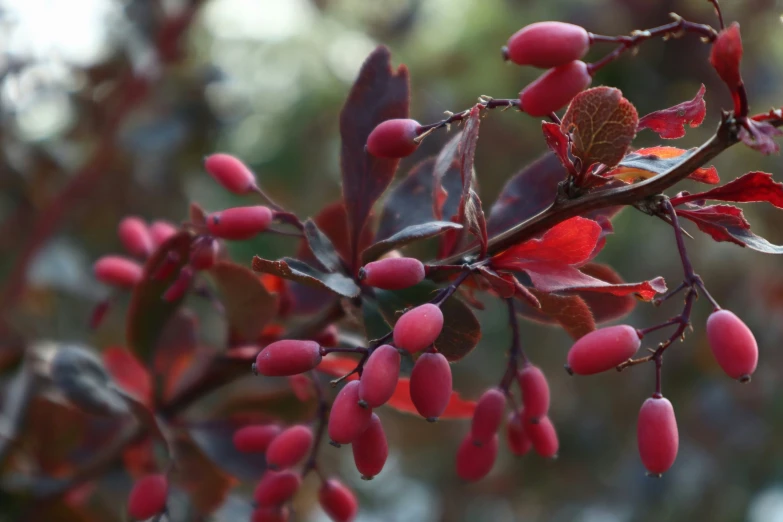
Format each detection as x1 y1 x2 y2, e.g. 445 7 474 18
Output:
1 1 782 521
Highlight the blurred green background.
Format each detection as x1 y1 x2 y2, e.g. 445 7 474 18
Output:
1 0 783 521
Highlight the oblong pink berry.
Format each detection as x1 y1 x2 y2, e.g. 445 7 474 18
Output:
118 216 153 258
352 413 388 480
506 411 532 456
410 352 452 421
393 303 444 353
518 365 550 421
470 388 506 444
253 470 301 507
505 22 590 68
94 255 143 288
360 257 425 290
706 309 758 381
128 473 168 520
318 479 358 522
456 432 498 482
328 380 372 445
149 220 178 248
204 153 257 194
566 324 640 375
266 425 313 469
637 396 678 476
233 424 281 454
519 60 592 117
359 345 401 408
366 119 421 159
255 340 322 377
525 416 558 458
207 205 273 240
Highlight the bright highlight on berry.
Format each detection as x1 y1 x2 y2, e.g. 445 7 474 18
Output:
566 324 640 375
204 153 257 194
366 118 421 158
519 60 592 117
505 22 590 68
359 257 425 290
393 303 444 353
706 309 758 382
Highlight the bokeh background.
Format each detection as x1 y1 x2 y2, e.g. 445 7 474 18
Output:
1 0 783 521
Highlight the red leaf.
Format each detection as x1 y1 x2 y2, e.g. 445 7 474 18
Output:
492 216 601 268
738 119 782 155
103 346 152 407
607 146 719 185
672 171 783 208
638 84 707 139
340 46 410 270
542 121 576 176
520 262 666 301
387 377 475 419
677 204 750 245
560 86 639 168
710 22 743 90
316 354 360 381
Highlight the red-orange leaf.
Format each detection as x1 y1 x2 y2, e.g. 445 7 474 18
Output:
561 87 639 168
387 377 475 419
606 146 719 185
316 354 360 381
672 171 783 208
710 23 743 90
103 346 152 408
493 216 601 268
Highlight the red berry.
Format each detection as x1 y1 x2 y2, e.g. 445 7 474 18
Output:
637 396 679 476
706 309 758 381
251 506 290 522
127 473 168 520
162 266 193 302
118 216 153 258
525 416 558 458
314 324 339 347
255 340 322 377
366 119 421 159
204 153 257 194
518 365 550 421
566 324 640 375
456 432 498 482
149 220 178 248
318 479 358 522
189 238 218 270
207 206 273 240
506 411 532 456
393 303 444 353
359 345 401 408
352 413 388 480
359 257 425 290
289 374 315 401
233 424 282 454
94 255 143 288
266 425 313 469
409 352 452 421
253 470 301 507
328 380 373 444
519 60 592 117
709 22 743 90
470 388 506 444
505 22 590 68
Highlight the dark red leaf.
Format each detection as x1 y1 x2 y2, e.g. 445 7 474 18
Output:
102 347 152 408
520 262 666 301
606 146 719 185
738 119 782 155
492 216 601 269
577 263 637 322
210 261 277 344
432 133 464 222
560 86 639 168
677 204 750 245
453 107 487 255
542 121 577 177
340 46 410 270
387 378 475 419
637 84 707 139
303 220 344 273
476 267 517 299
671 171 783 208
517 290 596 340
375 158 437 241
710 22 743 90
362 221 462 264
252 256 360 298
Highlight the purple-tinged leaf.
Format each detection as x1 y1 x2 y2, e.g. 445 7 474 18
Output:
252 256 360 298
340 46 410 270
303 219 344 273
637 84 707 139
376 158 437 241
362 221 463 264
433 133 463 222
739 119 782 155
